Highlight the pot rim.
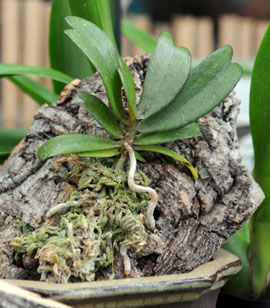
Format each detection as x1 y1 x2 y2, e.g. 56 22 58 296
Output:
5 249 241 302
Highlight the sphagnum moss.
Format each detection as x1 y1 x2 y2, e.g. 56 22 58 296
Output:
10 157 151 283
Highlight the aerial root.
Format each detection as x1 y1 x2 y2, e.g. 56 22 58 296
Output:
124 142 158 230
46 201 80 218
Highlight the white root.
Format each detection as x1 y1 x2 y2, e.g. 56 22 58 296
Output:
120 244 131 276
124 142 158 230
46 201 80 218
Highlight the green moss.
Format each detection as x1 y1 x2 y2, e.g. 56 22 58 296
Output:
10 157 151 283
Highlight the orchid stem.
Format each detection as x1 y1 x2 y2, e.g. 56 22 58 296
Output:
124 142 158 230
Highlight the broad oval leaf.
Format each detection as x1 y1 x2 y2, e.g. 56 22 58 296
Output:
121 20 156 54
77 148 120 158
50 0 94 93
134 123 201 145
0 64 73 85
133 144 198 179
137 31 191 119
9 76 58 105
79 92 123 139
38 134 119 160
138 45 242 133
65 16 125 121
118 58 137 120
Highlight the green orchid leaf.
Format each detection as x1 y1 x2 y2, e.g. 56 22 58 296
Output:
133 144 198 179
249 197 270 299
9 76 58 105
65 16 125 121
79 92 123 139
249 25 270 299
0 64 73 86
250 25 270 179
121 19 156 54
138 45 242 133
137 31 191 119
134 151 146 163
134 123 201 145
0 128 25 164
38 134 119 160
49 0 94 93
222 222 250 298
0 129 26 152
68 0 117 50
118 58 137 120
77 148 120 158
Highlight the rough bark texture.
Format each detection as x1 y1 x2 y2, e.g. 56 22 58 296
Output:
0 55 264 280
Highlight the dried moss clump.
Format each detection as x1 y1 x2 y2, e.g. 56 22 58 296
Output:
10 157 151 283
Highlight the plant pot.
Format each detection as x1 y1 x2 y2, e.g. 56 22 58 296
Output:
5 249 241 308
217 292 270 308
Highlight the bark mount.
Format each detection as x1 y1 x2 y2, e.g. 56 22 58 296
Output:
0 55 264 281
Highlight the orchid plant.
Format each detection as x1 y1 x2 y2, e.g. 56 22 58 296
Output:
37 16 242 275
0 0 243 279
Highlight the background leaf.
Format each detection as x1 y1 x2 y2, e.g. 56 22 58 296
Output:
138 45 242 133
249 25 270 299
65 16 125 121
9 76 58 105
121 19 156 53
133 144 198 179
79 92 123 139
0 129 25 152
49 0 94 93
68 0 117 50
0 64 73 86
249 200 270 299
38 134 119 160
134 123 201 145
250 25 270 180
137 31 191 119
0 129 25 164
222 223 251 298
0 152 10 164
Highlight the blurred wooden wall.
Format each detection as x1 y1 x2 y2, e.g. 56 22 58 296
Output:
122 14 269 59
0 0 51 128
0 0 269 128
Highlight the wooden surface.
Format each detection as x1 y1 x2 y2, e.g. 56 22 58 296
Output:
1 0 21 128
